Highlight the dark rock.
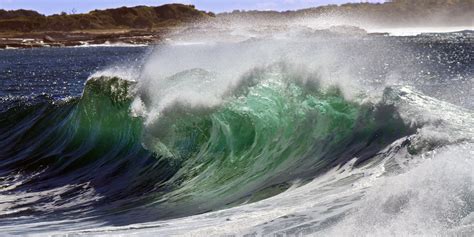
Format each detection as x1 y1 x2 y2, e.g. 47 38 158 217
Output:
43 35 55 42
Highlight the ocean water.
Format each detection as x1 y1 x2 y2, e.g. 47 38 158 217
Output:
0 47 149 99
0 31 472 236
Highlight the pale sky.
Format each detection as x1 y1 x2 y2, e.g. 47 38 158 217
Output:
0 0 385 15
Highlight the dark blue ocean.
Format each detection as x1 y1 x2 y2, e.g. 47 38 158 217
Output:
0 46 150 99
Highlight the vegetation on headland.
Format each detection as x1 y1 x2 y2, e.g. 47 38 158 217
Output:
0 4 213 32
1 0 471 34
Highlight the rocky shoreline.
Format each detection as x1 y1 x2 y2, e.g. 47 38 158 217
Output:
2 28 472 49
0 30 165 49
0 28 371 49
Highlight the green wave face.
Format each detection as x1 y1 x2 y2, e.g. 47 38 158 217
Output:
137 65 413 207
59 77 144 166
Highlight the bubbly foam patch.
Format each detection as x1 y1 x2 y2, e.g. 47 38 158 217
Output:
322 143 474 236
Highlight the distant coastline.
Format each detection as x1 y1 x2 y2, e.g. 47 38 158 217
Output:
0 4 213 48
0 1 472 49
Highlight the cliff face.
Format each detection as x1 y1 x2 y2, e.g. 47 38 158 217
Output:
0 4 214 32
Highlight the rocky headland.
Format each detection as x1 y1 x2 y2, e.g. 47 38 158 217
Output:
0 0 472 49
